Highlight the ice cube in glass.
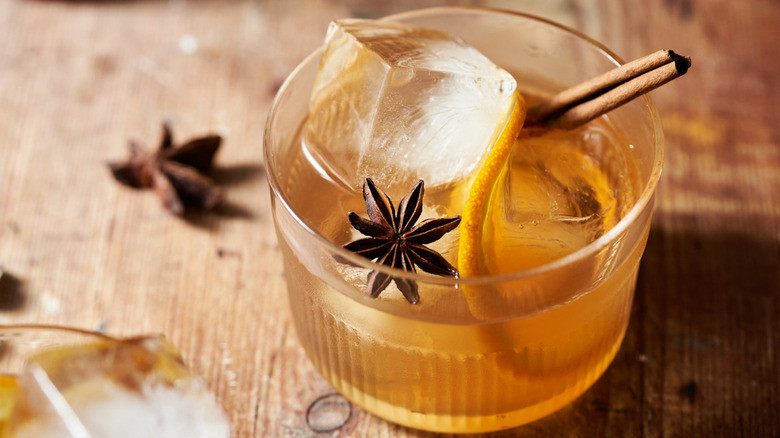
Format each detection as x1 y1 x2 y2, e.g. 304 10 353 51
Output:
304 18 517 197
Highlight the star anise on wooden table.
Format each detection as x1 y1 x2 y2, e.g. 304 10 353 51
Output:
344 178 461 304
108 123 223 216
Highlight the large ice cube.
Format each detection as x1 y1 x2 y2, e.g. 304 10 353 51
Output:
304 18 517 197
9 336 230 438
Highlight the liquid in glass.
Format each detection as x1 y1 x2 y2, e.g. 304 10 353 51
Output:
265 7 662 433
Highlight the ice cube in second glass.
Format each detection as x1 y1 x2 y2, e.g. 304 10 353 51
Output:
304 18 517 197
9 336 230 438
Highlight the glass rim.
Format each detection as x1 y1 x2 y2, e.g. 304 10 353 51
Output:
263 6 664 287
0 324 116 340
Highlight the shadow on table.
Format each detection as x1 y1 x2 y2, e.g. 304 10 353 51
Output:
0 271 27 312
211 163 265 189
182 163 265 229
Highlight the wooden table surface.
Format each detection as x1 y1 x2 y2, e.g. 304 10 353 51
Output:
1 0 777 436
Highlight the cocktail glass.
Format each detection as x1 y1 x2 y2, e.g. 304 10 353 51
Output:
264 7 662 433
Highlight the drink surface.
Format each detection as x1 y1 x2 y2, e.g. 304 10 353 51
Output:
277 75 645 431
287 87 641 273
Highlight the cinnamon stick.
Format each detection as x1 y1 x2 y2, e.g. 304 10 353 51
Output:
526 50 691 130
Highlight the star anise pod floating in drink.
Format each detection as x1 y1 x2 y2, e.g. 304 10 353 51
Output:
108 122 223 216
344 178 461 304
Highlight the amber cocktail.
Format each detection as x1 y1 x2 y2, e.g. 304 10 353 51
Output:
265 7 662 433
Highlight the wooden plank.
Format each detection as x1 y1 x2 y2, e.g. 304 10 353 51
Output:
0 0 777 436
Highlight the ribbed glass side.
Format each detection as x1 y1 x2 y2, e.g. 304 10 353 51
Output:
281 235 640 433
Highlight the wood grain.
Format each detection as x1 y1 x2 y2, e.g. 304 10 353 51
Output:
0 0 777 437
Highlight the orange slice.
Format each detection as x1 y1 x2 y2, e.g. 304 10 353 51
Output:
456 91 526 319
458 92 526 275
